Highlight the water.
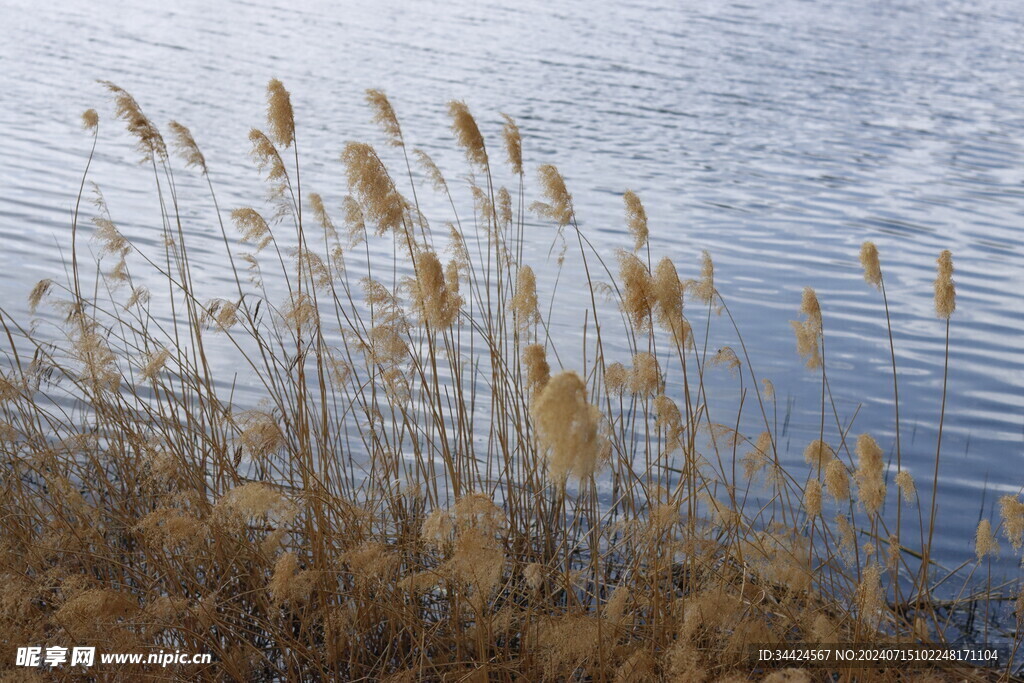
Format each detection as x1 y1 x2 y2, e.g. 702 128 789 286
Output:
2 0 1023 570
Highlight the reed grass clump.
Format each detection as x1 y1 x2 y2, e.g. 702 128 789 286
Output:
0 81 1019 681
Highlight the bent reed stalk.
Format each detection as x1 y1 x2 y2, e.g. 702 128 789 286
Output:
1 81 1022 682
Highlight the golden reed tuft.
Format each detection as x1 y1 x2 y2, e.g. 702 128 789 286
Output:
791 287 822 368
895 469 916 502
859 241 882 288
618 252 655 332
1000 495 1024 550
523 344 551 395
501 113 523 175
804 480 823 518
824 459 850 502
803 439 833 470
341 142 408 236
365 89 403 147
81 108 99 131
511 265 541 332
934 249 956 319
409 250 461 328
265 79 295 148
623 190 648 252
533 164 574 227
532 371 606 481
168 121 207 174
854 434 886 516
447 100 488 168
100 81 167 161
975 519 999 560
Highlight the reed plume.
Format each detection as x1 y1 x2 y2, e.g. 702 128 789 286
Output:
501 113 523 175
934 249 956 319
447 100 487 168
100 81 167 162
409 250 461 328
231 208 273 251
511 265 541 332
1000 495 1024 550
804 480 823 518
532 371 606 481
691 250 715 304
854 434 886 516
341 142 407 236
168 121 207 174
627 351 660 396
618 251 655 332
623 190 648 252
975 519 999 560
791 287 822 368
895 470 916 502
366 89 403 147
81 108 99 131
265 79 295 148
824 459 850 502
533 164 574 227
859 241 882 288
803 439 833 470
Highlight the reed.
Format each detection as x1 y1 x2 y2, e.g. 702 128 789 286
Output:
0 81 1020 681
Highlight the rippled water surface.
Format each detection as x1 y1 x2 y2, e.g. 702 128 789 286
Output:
2 0 1023 566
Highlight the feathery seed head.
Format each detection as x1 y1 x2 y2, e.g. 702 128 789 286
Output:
101 81 167 162
448 100 488 167
532 371 607 482
804 480 822 518
308 192 336 239
999 495 1024 550
854 434 886 516
803 439 834 470
856 563 884 625
522 344 550 394
141 347 171 382
532 164 574 227
628 352 661 395
623 190 648 252
511 266 541 332
341 142 408 237
365 89 403 147
895 470 916 502
413 149 448 193
653 257 685 340
976 519 1000 560
501 113 523 175
824 459 850 502
265 79 295 148
791 287 823 368
692 250 715 304
410 250 461 328
28 279 53 314
711 346 741 374
81 109 99 131
168 121 207 174
231 208 273 251
618 251 655 332
934 249 956 319
859 241 882 288
605 362 628 394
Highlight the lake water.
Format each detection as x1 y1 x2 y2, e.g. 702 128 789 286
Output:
2 0 1023 571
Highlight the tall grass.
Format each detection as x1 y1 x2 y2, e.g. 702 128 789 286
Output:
1 80 1022 681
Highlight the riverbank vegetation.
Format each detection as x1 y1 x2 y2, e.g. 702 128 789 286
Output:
1 81 1021 681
